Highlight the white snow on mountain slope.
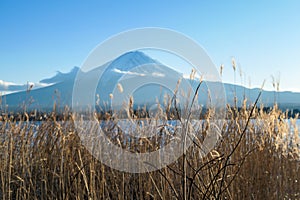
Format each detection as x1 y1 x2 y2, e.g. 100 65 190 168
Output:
113 68 166 78
113 68 146 76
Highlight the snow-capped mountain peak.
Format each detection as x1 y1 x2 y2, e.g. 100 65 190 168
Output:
2 51 300 112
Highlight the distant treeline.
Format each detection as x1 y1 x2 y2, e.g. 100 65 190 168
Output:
0 106 299 122
260 107 300 118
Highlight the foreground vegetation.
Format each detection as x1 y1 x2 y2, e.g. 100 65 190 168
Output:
0 98 299 200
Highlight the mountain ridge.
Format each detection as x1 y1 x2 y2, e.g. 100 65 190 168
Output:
1 51 300 112
40 66 80 84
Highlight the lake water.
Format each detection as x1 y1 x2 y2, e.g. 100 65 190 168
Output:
0 119 299 139
0 119 299 137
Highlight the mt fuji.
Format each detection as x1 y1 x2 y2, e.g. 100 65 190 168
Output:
1 51 300 113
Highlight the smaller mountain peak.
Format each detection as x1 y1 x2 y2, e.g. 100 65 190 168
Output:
56 66 79 74
40 66 79 84
71 66 80 72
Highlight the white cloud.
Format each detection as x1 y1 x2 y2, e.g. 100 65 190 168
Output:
0 80 17 88
0 80 51 92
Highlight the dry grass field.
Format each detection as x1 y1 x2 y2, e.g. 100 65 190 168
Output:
0 95 299 199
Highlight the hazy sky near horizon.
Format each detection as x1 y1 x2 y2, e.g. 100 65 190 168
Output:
1 1 300 92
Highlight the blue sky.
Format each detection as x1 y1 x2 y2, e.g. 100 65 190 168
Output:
1 1 300 92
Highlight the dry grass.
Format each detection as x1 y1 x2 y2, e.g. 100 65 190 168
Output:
0 98 299 199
